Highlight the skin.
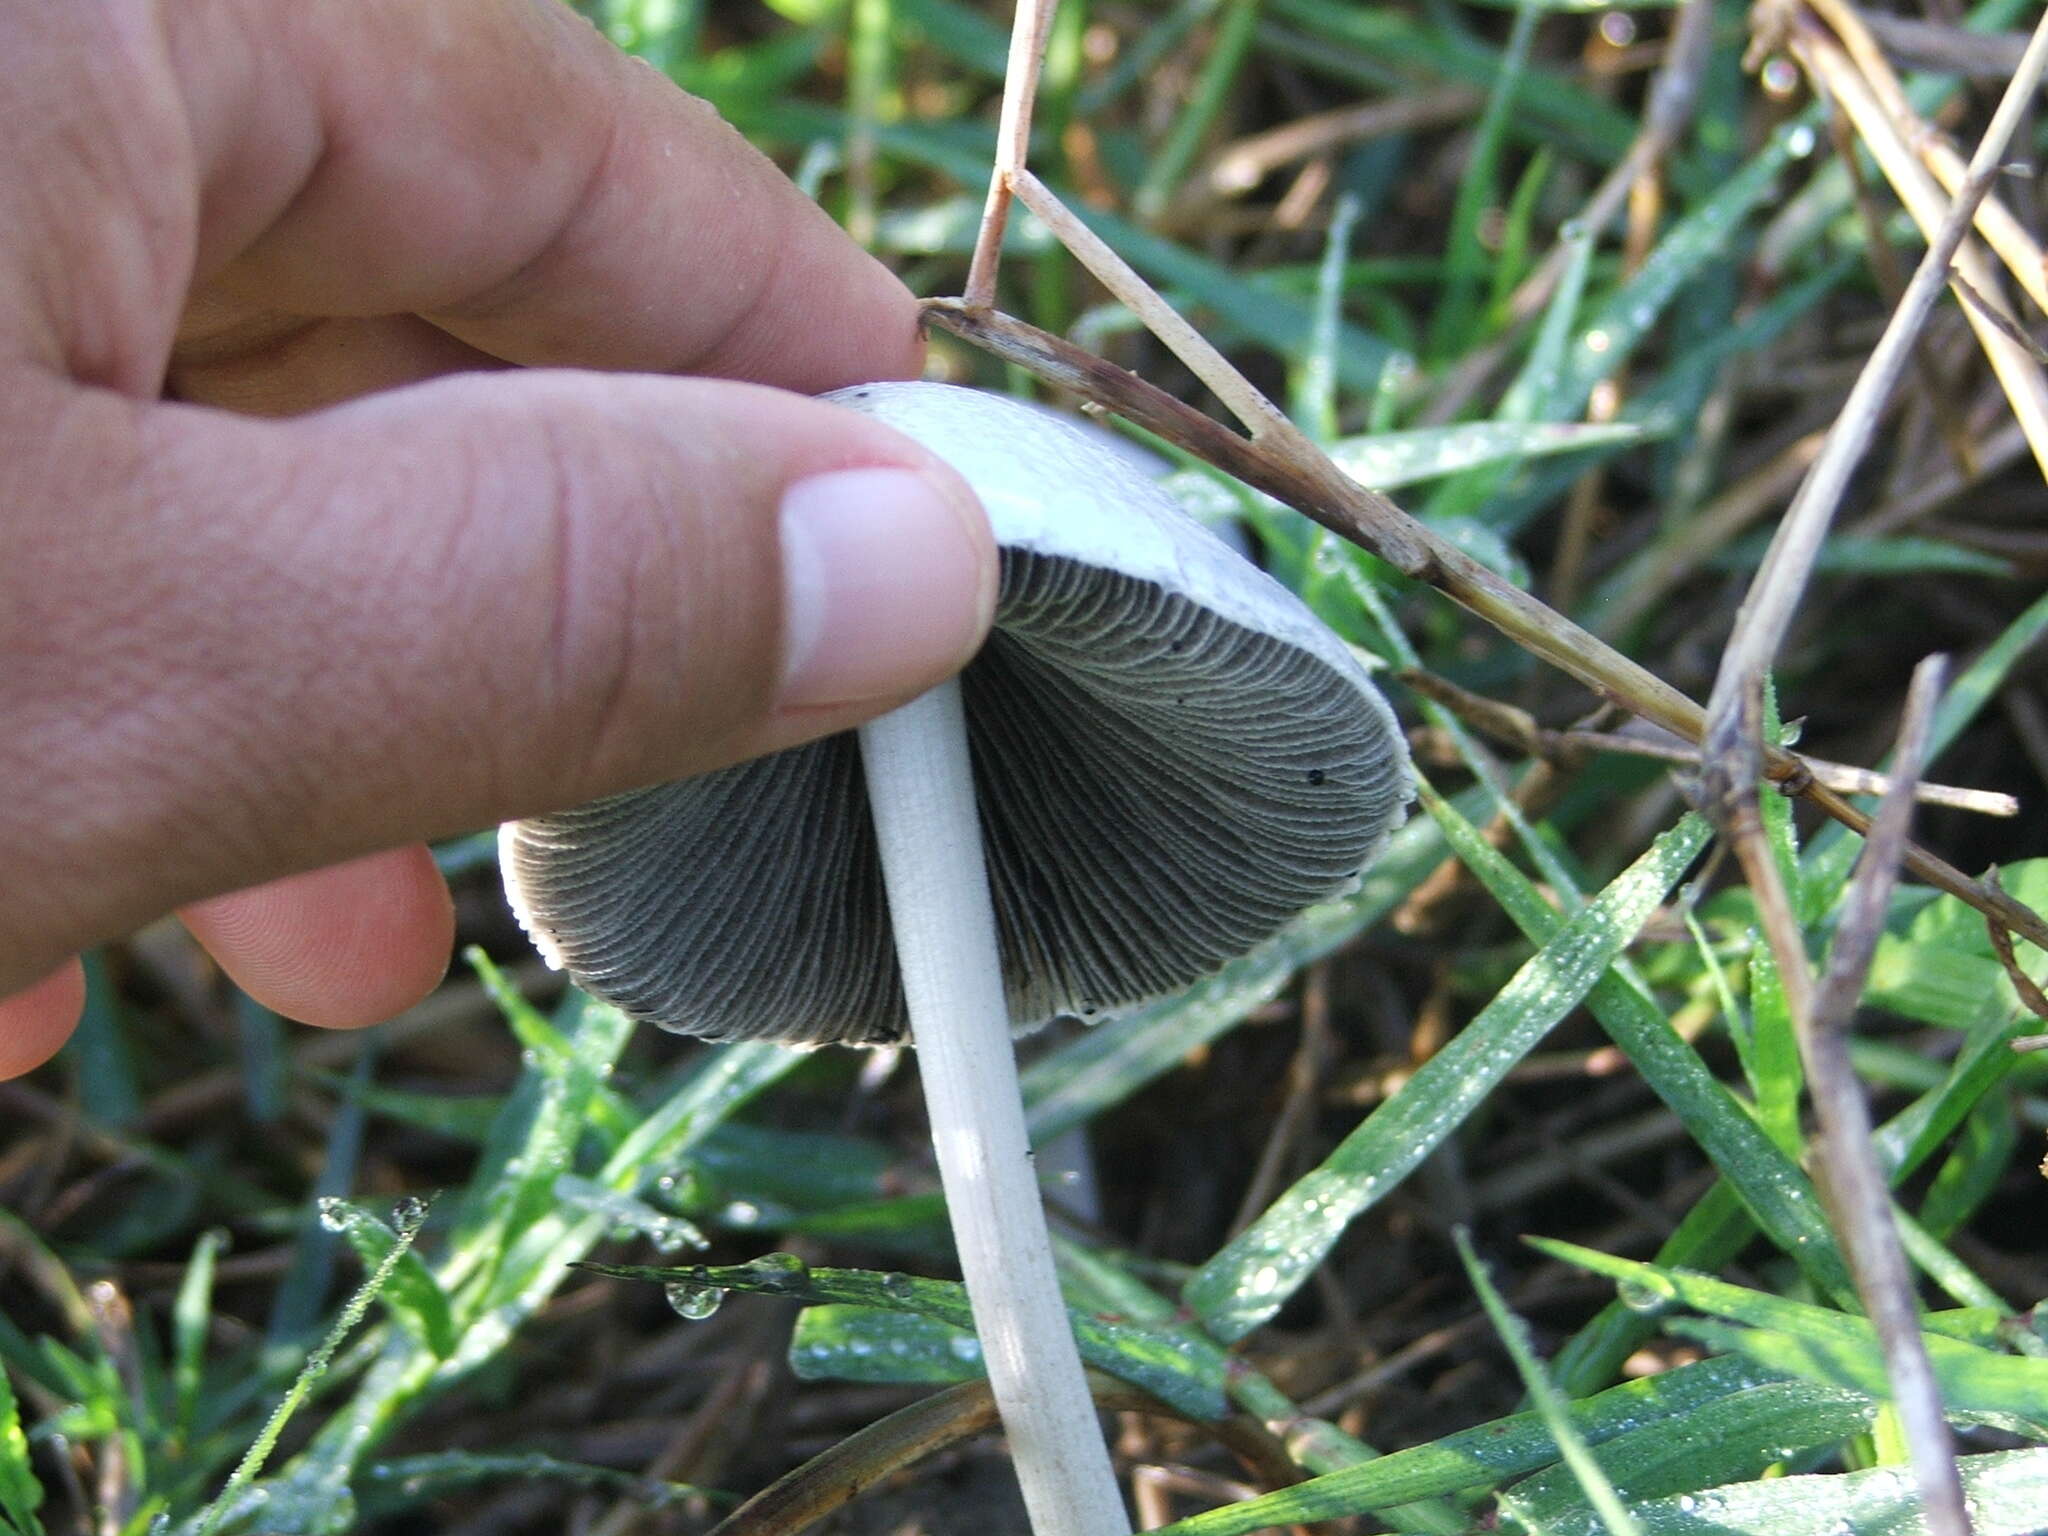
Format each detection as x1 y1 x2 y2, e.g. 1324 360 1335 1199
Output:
0 0 1001 1079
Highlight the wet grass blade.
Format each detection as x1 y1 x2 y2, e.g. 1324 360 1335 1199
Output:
1421 782 1855 1305
584 1257 1230 1420
1147 1355 1776 1535
1537 1240 2048 1427
1186 814 1712 1342
1530 1448 2048 1536
1501 1380 1880 1530
1457 1230 1643 1536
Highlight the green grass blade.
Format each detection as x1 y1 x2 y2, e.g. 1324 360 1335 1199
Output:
1261 0 1639 167
790 1305 983 1386
265 1050 374 1348
1549 1182 1760 1395
322 1201 456 1359
584 1257 1230 1420
1292 189 1359 438
1537 1241 2048 1427
171 1230 226 1446
1420 782 1855 1304
358 1450 714 1516
190 1205 427 1536
1501 1380 1880 1531
1918 1095 2018 1241
1134 0 1263 221
1552 124 1803 422
1187 814 1712 1342
890 0 1008 75
64 953 140 1128
688 1123 894 1213
0 1363 42 1536
1532 1447 2048 1536
1149 1355 1776 1535
1893 1202 2010 1314
1457 1231 1643 1536
1426 0 1540 358
1676 1317 2048 1438
1335 420 1650 489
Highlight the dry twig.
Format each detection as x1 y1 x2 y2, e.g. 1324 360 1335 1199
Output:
1806 657 1968 1536
924 297 2048 951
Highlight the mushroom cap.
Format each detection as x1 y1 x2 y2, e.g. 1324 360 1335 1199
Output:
502 382 1412 1045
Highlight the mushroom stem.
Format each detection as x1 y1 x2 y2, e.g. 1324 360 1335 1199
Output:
858 680 1132 1536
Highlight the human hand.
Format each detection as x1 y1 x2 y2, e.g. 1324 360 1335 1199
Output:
0 0 998 1076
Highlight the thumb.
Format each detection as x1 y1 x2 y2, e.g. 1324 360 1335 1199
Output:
3 368 995 989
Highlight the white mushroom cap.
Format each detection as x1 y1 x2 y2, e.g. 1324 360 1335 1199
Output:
501 382 1412 1045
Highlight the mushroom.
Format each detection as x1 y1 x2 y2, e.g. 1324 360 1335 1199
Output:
501 381 1412 1536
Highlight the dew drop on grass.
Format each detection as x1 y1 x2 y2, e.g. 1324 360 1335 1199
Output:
316 1196 360 1234
881 1272 916 1301
1617 1278 1669 1315
391 1194 431 1232
665 1280 727 1321
748 1253 812 1293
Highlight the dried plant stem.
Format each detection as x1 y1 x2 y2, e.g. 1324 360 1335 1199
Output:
920 298 2048 954
1007 170 1296 439
707 1378 1244 1536
964 0 1057 309
1205 87 1483 197
1398 667 2016 816
1787 10 2048 480
1807 658 1970 1536
1701 1 2048 826
1503 0 1715 328
1805 0 2048 316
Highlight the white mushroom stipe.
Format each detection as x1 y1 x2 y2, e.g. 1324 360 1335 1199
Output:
500 381 1416 1536
859 680 1130 1536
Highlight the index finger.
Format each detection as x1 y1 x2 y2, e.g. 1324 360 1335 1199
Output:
164 0 920 389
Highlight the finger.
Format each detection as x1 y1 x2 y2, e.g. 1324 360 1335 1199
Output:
170 309 505 416
160 0 922 389
3 366 996 991
0 961 86 1081
180 847 453 1028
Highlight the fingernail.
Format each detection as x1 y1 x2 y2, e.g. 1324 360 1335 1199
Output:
778 466 995 709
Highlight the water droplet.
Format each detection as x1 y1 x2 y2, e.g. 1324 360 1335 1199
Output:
647 1222 695 1255
748 1253 812 1294
665 1279 726 1321
316 1197 358 1234
1617 1278 1669 1315
391 1194 430 1232
882 1272 916 1300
